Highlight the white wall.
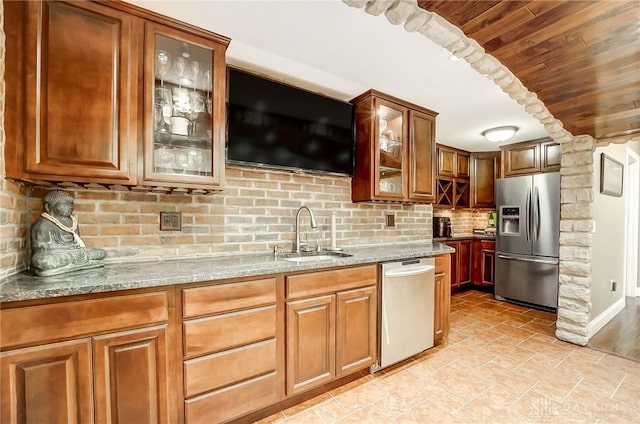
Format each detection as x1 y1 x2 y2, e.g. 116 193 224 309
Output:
591 143 628 318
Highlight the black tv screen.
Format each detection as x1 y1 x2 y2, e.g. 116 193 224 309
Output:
226 68 354 175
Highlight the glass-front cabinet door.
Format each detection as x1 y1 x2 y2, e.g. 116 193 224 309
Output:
143 23 228 190
375 100 406 199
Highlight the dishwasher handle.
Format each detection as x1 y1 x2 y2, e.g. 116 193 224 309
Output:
384 265 434 278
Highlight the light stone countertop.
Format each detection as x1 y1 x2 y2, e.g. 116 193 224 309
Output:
0 242 454 303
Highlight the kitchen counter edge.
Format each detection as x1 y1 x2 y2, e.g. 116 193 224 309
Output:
0 242 454 303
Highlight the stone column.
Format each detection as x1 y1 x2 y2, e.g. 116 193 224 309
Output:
556 136 596 345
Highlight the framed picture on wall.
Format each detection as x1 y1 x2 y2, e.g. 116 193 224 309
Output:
600 153 624 197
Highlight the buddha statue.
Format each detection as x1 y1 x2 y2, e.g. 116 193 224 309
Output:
30 190 106 276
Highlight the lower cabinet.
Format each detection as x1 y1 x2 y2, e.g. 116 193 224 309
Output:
0 339 94 424
286 295 336 395
285 266 377 397
473 240 496 287
444 240 472 288
433 254 451 344
181 277 281 424
0 290 172 424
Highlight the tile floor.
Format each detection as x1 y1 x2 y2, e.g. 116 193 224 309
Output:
257 290 640 423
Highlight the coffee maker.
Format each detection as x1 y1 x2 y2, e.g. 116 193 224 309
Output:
433 217 452 238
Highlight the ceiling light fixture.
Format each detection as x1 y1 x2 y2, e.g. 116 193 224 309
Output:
482 126 518 143
448 54 462 61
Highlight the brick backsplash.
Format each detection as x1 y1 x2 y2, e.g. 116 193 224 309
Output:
15 166 433 267
433 208 495 234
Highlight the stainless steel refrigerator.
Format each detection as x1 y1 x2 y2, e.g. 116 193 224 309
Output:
495 172 560 311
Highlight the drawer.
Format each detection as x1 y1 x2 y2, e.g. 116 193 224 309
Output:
286 265 377 300
184 339 276 397
183 278 276 318
1 292 168 350
183 305 275 358
480 240 496 250
435 254 449 275
184 372 279 424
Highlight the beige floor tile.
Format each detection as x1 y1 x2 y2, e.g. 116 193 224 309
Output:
484 340 536 369
510 389 583 423
394 398 459 423
429 366 492 403
558 360 627 398
375 368 439 406
336 405 393 423
518 336 574 364
283 393 331 418
471 363 538 397
456 325 503 343
426 390 468 414
254 411 287 424
497 309 537 325
455 394 535 423
331 379 385 414
489 322 537 341
313 398 350 423
284 409 325 424
372 392 425 420
612 379 640 409
482 385 520 406
564 385 640 424
598 353 640 375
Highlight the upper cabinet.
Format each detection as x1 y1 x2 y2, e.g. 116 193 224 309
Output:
435 144 470 209
351 90 438 203
4 0 229 192
4 0 140 185
142 23 227 190
470 151 500 209
501 138 561 177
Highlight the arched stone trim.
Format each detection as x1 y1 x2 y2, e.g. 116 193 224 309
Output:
342 0 600 345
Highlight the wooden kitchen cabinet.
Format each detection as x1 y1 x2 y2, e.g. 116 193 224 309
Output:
433 254 451 344
286 295 336 395
0 339 94 424
285 266 377 396
336 286 377 377
93 326 170 424
471 152 500 209
501 138 561 177
435 144 471 208
182 277 281 423
351 90 438 203
444 240 472 288
0 290 173 424
141 21 228 190
4 0 140 185
472 240 496 287
4 0 230 192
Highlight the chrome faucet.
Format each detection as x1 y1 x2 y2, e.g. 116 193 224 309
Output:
293 206 318 254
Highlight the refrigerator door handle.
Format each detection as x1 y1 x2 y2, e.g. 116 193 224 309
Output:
524 188 531 241
498 255 559 265
533 187 540 241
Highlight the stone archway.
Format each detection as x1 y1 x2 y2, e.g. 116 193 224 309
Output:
343 0 595 345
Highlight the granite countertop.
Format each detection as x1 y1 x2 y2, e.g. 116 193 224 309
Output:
0 241 454 303
433 233 496 242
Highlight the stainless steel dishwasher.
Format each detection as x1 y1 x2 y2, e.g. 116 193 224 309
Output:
372 258 435 372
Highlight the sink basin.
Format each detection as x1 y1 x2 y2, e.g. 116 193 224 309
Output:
280 251 353 262
283 255 336 262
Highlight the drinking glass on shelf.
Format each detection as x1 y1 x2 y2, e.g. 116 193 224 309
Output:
190 61 200 91
175 57 187 87
156 50 171 86
174 150 190 173
189 150 204 173
188 91 205 136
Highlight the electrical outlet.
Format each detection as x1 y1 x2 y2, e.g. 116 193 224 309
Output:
160 211 181 231
385 214 395 227
611 280 617 292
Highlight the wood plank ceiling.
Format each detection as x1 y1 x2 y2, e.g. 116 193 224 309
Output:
418 0 640 140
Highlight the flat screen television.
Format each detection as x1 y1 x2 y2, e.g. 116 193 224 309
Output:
226 68 355 175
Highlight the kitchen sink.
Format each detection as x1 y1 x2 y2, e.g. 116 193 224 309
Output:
280 251 353 262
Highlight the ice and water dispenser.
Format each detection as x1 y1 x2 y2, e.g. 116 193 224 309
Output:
499 206 521 235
